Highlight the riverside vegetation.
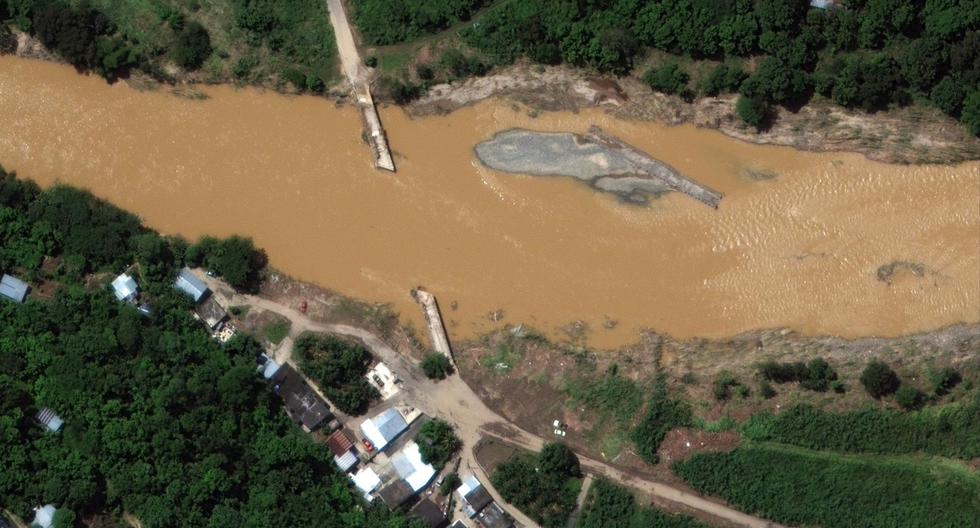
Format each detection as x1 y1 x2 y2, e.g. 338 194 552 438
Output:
352 0 980 136
0 168 422 527
1 0 336 90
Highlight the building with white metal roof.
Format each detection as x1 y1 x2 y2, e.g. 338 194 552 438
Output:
360 408 409 451
174 268 209 303
388 441 436 492
0 274 28 304
111 273 138 302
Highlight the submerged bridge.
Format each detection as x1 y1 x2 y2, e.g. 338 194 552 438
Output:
325 0 395 171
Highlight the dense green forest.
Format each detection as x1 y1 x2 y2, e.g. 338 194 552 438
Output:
0 168 418 527
351 0 487 45
673 443 980 527
491 443 582 527
742 399 980 458
354 0 980 134
0 0 335 90
578 479 705 528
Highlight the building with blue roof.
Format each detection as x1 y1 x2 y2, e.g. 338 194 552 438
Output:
360 408 409 451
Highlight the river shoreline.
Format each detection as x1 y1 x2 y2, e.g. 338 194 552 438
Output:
408 62 980 165
9 31 980 165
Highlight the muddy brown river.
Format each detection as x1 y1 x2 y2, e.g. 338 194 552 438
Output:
2 57 978 348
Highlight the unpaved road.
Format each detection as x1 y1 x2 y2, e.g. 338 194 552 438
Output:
325 0 367 92
202 276 781 528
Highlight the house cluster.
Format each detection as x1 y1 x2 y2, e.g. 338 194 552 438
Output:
257 346 455 527
455 475 514 528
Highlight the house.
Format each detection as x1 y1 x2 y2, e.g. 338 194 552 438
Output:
450 521 466 528
359 408 409 452
111 273 138 302
196 297 228 330
409 499 447 528
351 467 382 497
0 274 28 304
327 430 359 473
378 478 415 509
476 503 513 528
260 356 282 380
36 408 64 433
387 441 436 492
271 365 332 431
174 268 209 303
457 475 493 518
31 504 57 528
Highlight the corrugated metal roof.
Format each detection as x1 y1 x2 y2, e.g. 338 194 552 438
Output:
334 450 358 472
0 274 28 303
111 273 138 301
360 408 408 450
174 268 209 302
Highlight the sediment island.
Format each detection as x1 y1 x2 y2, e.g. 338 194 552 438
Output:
475 127 723 207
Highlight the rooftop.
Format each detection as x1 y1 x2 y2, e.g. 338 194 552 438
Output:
273 365 332 430
174 268 209 303
378 478 414 508
458 475 492 517
388 441 436 492
409 498 447 528
195 297 228 330
111 273 138 302
0 274 28 304
36 408 64 433
476 502 513 528
360 408 409 451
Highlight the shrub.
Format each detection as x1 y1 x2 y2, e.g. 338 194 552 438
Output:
295 334 378 415
492 443 581 527
860 361 900 398
736 95 770 129
364 55 378 67
416 419 461 469
712 372 741 401
894 385 926 411
421 353 453 379
631 387 692 464
700 64 747 96
439 472 460 495
929 367 962 396
171 21 212 70
579 479 706 528
759 381 776 399
643 63 689 96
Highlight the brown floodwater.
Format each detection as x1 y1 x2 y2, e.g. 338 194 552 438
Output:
2 56 979 348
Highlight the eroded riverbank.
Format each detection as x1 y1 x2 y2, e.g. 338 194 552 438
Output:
2 56 978 348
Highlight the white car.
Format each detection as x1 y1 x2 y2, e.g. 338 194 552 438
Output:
554 429 566 437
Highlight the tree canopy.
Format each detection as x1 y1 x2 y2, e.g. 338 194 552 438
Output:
0 169 418 528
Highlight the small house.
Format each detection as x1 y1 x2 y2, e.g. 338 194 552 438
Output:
36 408 64 433
271 365 332 431
327 430 359 473
0 274 28 304
111 273 138 302
476 503 513 528
457 475 493 518
174 268 209 303
351 467 382 497
196 297 228 331
378 478 415 509
388 441 436 493
409 499 447 528
359 408 409 452
32 504 57 528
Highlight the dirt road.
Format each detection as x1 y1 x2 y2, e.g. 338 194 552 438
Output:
325 0 365 89
201 276 781 528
